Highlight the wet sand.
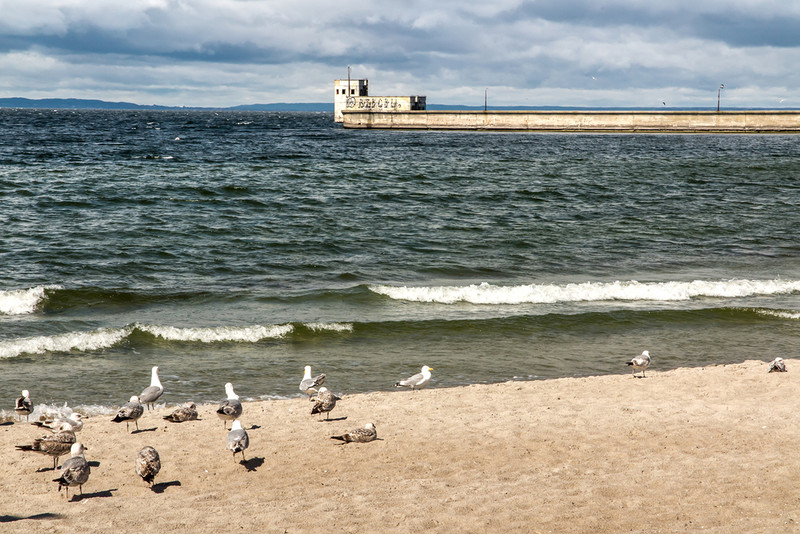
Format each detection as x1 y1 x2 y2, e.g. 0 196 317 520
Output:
2 359 798 533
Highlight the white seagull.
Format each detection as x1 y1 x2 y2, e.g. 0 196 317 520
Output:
52 442 90 500
216 383 243 429
394 366 433 390
226 419 249 462
111 395 145 433
139 366 164 410
768 357 787 373
33 411 84 433
299 365 326 397
15 389 33 421
135 446 162 487
627 351 651 378
331 423 378 444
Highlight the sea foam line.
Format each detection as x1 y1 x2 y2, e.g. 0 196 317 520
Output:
0 285 62 315
369 279 800 305
137 323 294 343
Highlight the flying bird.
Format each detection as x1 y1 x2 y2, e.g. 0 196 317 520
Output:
52 442 90 500
394 366 433 390
15 389 33 421
216 383 243 429
626 350 651 378
226 419 249 462
311 387 340 421
163 402 198 423
299 365 326 397
768 357 787 373
331 423 377 444
16 422 76 470
139 366 164 410
33 411 84 433
135 446 161 487
111 395 144 433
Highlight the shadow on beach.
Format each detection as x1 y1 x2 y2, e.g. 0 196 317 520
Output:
1 513 65 523
151 480 182 494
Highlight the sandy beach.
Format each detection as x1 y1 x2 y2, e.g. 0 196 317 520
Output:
2 359 798 533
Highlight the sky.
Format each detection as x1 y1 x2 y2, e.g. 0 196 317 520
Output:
1 0 799 108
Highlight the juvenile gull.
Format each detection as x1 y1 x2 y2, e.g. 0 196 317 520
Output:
768 357 787 373
299 365 326 397
15 389 33 421
16 422 76 469
135 446 161 487
226 419 249 462
139 366 164 410
33 412 84 433
394 366 433 390
52 442 90 500
627 350 652 378
111 395 144 433
331 422 377 444
163 402 198 423
310 387 340 421
216 383 243 429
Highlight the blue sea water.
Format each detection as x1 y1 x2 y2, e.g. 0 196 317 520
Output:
2 109 800 414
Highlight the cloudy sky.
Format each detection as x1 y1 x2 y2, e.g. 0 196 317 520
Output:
1 0 799 108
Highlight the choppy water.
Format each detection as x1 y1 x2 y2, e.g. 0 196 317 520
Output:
2 109 800 414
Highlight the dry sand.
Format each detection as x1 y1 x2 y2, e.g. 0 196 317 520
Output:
2 359 798 533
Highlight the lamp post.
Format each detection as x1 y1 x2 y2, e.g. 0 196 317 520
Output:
717 83 724 112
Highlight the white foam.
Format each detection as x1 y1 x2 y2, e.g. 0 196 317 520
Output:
304 322 354 333
0 285 62 315
137 323 294 343
370 279 800 305
0 327 132 359
755 309 800 320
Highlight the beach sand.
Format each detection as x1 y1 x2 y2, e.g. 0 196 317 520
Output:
2 359 798 533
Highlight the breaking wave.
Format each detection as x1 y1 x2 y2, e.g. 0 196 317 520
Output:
0 285 62 315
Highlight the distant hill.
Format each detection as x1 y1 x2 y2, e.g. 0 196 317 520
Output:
0 97 333 111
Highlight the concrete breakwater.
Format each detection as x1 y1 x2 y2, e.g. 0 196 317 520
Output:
342 109 800 133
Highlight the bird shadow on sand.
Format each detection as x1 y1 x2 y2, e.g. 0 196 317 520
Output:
35 466 58 473
1 512 65 523
131 427 158 434
71 488 117 502
151 480 182 494
318 416 348 422
88 460 101 467
248 424 261 430
241 457 265 472
0 421 14 426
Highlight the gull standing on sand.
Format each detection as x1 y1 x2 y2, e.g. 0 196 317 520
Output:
15 389 33 421
627 351 651 378
52 442 90 500
16 422 76 470
226 419 249 462
33 411 84 433
768 357 787 373
217 383 243 429
139 366 164 410
311 387 340 421
299 365 326 397
331 423 377 444
111 395 144 433
135 446 161 487
163 402 198 423
394 366 433 390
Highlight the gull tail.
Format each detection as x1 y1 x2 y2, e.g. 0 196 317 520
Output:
330 435 346 442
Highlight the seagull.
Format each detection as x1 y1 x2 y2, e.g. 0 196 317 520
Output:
768 357 787 373
33 412 84 433
627 350 651 378
139 366 164 410
163 402 198 423
52 442 90 500
135 446 161 487
331 423 377 444
216 383 243 429
226 419 249 462
15 390 33 421
111 395 144 433
299 365 326 397
16 422 76 469
310 387 340 421
394 366 433 390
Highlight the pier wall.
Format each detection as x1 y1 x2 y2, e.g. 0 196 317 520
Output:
342 110 800 132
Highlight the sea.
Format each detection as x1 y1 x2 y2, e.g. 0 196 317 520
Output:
2 108 800 417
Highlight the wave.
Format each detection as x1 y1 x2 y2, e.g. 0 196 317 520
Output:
0 285 62 315
369 279 800 305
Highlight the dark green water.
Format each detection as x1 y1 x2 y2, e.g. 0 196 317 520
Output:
2 109 800 413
